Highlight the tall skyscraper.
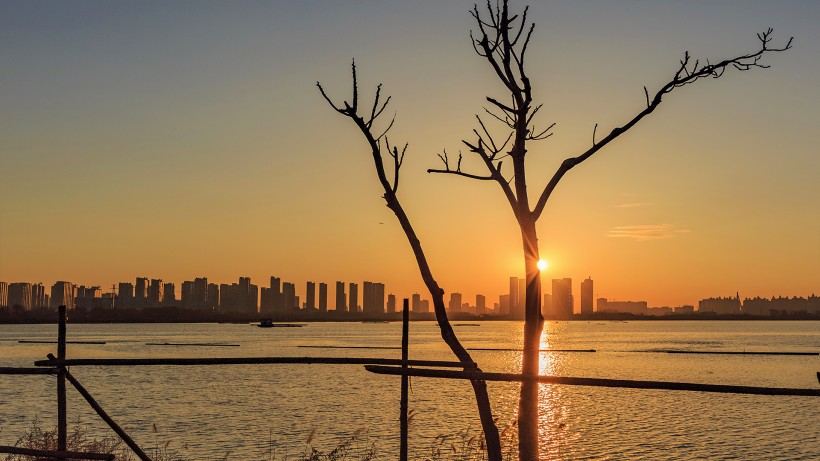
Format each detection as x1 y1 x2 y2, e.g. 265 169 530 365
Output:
181 281 194 308
580 277 594 314
0 282 8 307
193 277 208 309
411 293 421 313
475 294 486 314
219 283 234 309
335 281 346 312
499 294 510 316
305 281 316 309
448 293 463 313
363 281 385 315
349 283 359 313
118 282 133 309
51 281 75 310
31 283 46 308
270 277 282 313
9 283 33 310
509 277 519 317
318 283 328 312
551 278 573 319
207 283 219 310
518 278 526 319
282 282 296 311
135 277 148 308
163 283 176 305
148 279 164 307
387 294 396 313
542 293 552 317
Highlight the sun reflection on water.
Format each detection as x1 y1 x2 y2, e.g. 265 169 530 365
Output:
537 321 578 458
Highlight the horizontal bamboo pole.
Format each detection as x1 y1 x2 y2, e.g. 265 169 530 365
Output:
364 366 820 397
664 350 818 356
35 356 476 369
0 367 56 375
0 445 115 460
467 348 596 352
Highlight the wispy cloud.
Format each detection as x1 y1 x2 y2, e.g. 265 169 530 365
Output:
607 224 690 241
614 202 648 208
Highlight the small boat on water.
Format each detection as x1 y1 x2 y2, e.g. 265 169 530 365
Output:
257 319 305 328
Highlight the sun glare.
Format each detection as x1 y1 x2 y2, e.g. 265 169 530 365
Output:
537 259 548 271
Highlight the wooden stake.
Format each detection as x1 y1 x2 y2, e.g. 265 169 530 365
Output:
57 305 67 453
400 299 409 461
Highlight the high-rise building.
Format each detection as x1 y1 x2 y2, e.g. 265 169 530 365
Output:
9 283 33 310
509 277 519 318
0 282 8 307
270 277 282 313
51 281 75 310
238 277 252 312
449 293 463 313
219 283 234 309
305 282 316 309
318 283 328 312
282 282 296 311
163 283 176 305
362 281 385 315
551 278 573 319
387 294 396 313
31 283 46 308
475 294 486 314
207 283 219 310
580 277 594 314
118 282 133 309
148 279 164 307
181 281 194 308
542 293 552 317
499 294 510 316
411 293 421 313
135 277 148 308
518 278 526 318
193 277 208 309
349 283 359 313
335 281 347 312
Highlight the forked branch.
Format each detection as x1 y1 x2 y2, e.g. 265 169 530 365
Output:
532 29 792 219
317 61 401 194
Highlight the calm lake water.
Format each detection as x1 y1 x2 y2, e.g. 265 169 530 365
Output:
1 321 818 460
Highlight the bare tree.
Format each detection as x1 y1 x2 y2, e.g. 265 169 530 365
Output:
317 63 503 461
427 1 792 459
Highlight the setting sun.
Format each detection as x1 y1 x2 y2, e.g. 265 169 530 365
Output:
537 259 549 271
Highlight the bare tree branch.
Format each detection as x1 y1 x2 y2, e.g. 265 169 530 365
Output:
532 29 792 219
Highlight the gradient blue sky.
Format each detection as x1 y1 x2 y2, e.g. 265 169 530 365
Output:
2 1 818 307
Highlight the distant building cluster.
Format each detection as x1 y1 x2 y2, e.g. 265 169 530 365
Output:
0 277 393 316
1 277 817 319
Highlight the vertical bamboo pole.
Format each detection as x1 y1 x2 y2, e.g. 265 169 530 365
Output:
400 298 409 461
57 305 67 453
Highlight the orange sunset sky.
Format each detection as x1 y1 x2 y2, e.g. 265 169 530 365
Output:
1 1 818 308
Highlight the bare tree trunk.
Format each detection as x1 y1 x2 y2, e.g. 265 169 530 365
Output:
385 194 503 461
517 218 543 460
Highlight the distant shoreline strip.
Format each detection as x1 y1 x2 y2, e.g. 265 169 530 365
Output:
664 350 818 356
